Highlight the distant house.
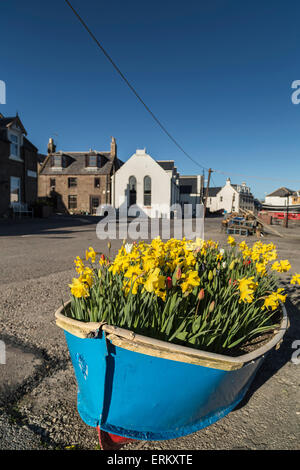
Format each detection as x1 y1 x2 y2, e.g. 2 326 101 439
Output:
204 186 222 212
264 187 295 206
260 187 300 221
204 178 254 214
38 137 123 214
0 113 39 217
112 149 180 218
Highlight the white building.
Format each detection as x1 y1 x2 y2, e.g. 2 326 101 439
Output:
112 149 180 218
205 178 254 213
264 187 295 206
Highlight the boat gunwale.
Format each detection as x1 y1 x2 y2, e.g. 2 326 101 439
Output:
55 301 288 371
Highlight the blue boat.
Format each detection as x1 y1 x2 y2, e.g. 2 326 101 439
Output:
55 302 288 442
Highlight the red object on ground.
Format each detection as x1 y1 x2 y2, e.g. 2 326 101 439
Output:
97 426 135 450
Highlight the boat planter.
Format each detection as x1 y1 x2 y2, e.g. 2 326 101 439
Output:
55 300 288 442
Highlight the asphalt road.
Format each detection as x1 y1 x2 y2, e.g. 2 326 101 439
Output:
0 215 299 450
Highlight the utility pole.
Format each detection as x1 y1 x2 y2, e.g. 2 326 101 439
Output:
203 168 213 218
285 194 289 228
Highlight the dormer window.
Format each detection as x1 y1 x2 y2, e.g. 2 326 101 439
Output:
89 155 97 167
86 154 100 168
52 155 63 169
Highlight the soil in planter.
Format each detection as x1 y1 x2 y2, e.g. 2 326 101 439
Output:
224 309 283 357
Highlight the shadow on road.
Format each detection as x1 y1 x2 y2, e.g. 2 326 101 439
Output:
0 215 101 237
234 282 300 410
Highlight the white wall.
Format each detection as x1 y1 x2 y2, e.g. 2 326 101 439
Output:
207 179 254 213
113 149 172 218
216 183 239 213
265 195 292 206
206 195 219 212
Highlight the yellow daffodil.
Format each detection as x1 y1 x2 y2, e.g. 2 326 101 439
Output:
74 256 85 274
180 271 200 295
262 288 286 311
69 278 89 298
291 273 300 285
237 277 258 303
271 260 291 273
143 268 166 294
86 246 96 263
256 262 267 276
227 235 236 246
239 241 248 251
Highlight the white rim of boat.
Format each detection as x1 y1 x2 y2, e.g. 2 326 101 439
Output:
55 301 288 371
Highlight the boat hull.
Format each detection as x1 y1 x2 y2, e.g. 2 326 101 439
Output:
56 303 288 441
64 330 262 440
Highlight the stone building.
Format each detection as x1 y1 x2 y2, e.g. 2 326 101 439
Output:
0 113 39 217
38 137 122 214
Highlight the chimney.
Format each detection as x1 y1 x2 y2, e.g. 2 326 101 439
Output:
47 138 56 154
110 136 117 158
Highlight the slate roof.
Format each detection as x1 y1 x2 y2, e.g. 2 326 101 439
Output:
266 187 295 197
0 114 27 135
157 160 175 171
203 186 222 197
40 150 122 176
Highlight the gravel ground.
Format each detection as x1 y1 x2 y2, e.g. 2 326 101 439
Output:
0 215 299 450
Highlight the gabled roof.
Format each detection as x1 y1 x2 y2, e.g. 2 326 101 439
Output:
40 150 121 176
0 114 27 135
266 187 295 197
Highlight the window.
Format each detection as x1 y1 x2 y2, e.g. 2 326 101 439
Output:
10 133 20 158
94 178 100 188
68 177 77 188
179 185 192 194
53 155 62 167
129 176 137 206
90 196 100 215
50 178 56 188
143 176 151 206
68 195 77 210
88 155 98 167
10 176 21 203
220 196 223 202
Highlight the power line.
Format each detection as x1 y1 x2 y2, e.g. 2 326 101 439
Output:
64 1 300 186
64 0 209 172
213 168 300 184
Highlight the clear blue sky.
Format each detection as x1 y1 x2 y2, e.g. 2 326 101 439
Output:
1 0 300 200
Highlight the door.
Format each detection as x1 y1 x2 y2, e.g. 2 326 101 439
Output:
90 196 100 215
